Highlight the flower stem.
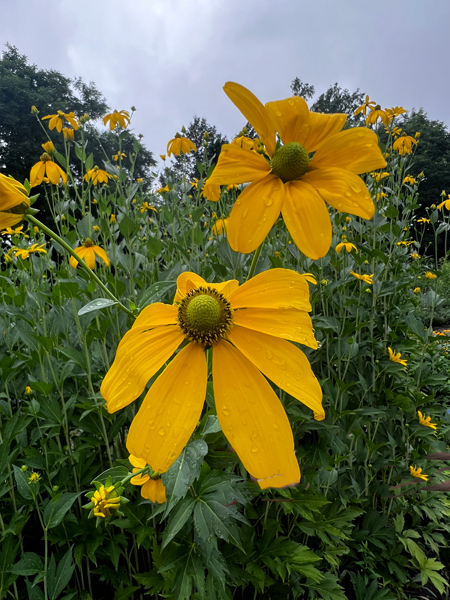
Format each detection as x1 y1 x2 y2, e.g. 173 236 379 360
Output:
247 243 263 281
25 214 134 318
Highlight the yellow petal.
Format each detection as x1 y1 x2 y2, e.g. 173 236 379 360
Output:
83 247 96 270
30 162 46 187
229 268 312 311
101 325 184 412
228 327 324 420
0 213 24 229
93 246 111 266
310 128 387 174
233 308 317 348
302 113 347 152
127 343 207 473
207 144 270 186
212 280 240 297
303 167 374 219
223 82 276 157
265 97 310 146
130 473 150 486
227 175 284 254
133 303 178 329
213 341 300 487
129 454 147 469
174 272 207 303
282 181 332 259
141 479 166 503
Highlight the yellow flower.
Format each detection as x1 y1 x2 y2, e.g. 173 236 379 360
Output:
212 218 228 236
393 135 417 155
354 95 377 116
417 218 429 223
390 127 402 137
410 466 428 481
410 253 421 259
403 176 416 185
113 152 126 161
42 111 79 132
41 141 55 154
103 110 131 130
376 192 387 200
350 271 373 284
167 134 197 156
140 202 157 214
207 83 386 258
386 106 407 118
101 269 324 490
437 196 450 210
62 128 74 141
91 485 121 518
110 214 117 224
388 347 407 366
129 455 166 503
13 243 47 260
156 185 170 194
335 242 358 254
69 239 110 270
1 225 27 237
29 472 40 483
371 172 389 182
365 105 389 126
30 153 67 187
418 411 437 430
93 225 100 232
425 272 437 279
137 178 144 183
25 386 32 395
84 167 114 185
413 287 421 293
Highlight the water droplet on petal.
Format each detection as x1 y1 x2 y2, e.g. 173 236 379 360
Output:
251 444 258 453
159 427 165 436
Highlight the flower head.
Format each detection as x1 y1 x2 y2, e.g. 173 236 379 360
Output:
62 128 74 141
413 287 421 294
29 472 41 483
140 202 157 214
393 134 417 155
167 134 197 156
0 174 30 229
103 110 131 130
1 225 27 237
88 484 122 519
350 271 373 284
418 411 437 430
113 152 126 161
84 167 114 185
13 243 47 260
110 214 117 224
335 242 358 254
129 455 166 503
425 272 437 280
365 105 389 127
41 141 55 154
212 218 228 236
354 95 377 117
42 111 79 132
437 195 450 211
101 269 324 489
206 83 386 258
403 176 416 186
25 386 32 395
30 153 67 187
416 218 429 224
388 347 407 366
410 253 421 259
69 239 110 270
410 466 428 481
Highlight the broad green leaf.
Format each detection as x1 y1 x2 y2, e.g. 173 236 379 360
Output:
10 552 43 576
44 492 83 529
78 297 118 316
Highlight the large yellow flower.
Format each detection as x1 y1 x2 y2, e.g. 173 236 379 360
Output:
30 153 67 187
69 239 110 269
101 269 324 489
42 110 79 132
207 83 386 258
0 174 30 229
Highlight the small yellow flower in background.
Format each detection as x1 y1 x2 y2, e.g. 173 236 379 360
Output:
413 287 421 294
354 95 377 117
160 155 166 161
366 105 389 126
13 243 47 260
25 386 32 395
335 242 358 254
167 134 197 156
91 485 121 518
226 183 239 191
29 472 41 483
388 347 407 366
410 253 421 259
386 106 407 118
93 225 100 232
393 134 417 155
403 176 416 185
437 196 450 210
350 271 374 284
113 152 126 161
425 272 437 279
62 128 74 141
212 218 228 236
139 202 157 214
371 172 389 182
415 131 421 139
33 226 40 234
417 218 430 224
129 455 166 503
41 141 55 154
110 214 117 224
69 239 110 270
418 410 437 430
30 153 67 187
345 216 352 223
101 269 324 490
207 82 386 259
396 240 415 247
376 192 387 200
275 251 281 258
84 167 114 185
433 330 445 337
156 185 170 194
389 127 402 137
1 225 27 237
42 110 79 132
410 466 428 481
103 110 131 130
137 178 144 183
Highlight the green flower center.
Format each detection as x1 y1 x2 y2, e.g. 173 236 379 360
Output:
177 286 233 346
270 142 309 183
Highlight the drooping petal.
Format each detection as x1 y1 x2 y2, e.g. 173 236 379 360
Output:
83 248 96 270
229 268 312 311
93 246 111 266
141 478 166 503
227 174 284 254
30 162 46 187
129 454 147 469
207 144 271 187
101 325 184 412
310 128 387 174
233 308 317 348
127 343 207 473
302 113 347 152
282 181 332 259
265 97 310 146
213 340 300 487
133 302 178 329
228 326 324 420
0 213 24 229
303 167 374 219
224 82 276 157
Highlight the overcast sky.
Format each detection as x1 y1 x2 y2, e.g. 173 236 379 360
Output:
1 0 449 162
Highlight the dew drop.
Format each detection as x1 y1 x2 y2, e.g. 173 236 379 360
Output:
266 349 273 359
251 444 258 453
222 405 231 416
263 196 273 207
243 208 249 218
159 427 165 436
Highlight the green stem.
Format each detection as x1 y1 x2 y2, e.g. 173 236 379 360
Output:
247 243 263 281
25 214 134 317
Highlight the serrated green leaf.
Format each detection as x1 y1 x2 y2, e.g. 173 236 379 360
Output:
162 497 196 548
44 492 83 529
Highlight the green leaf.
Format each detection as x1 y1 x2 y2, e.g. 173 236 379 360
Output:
201 415 221 436
47 547 75 600
78 298 118 316
193 498 244 552
92 466 129 485
162 497 196 549
10 552 43 576
119 215 138 238
137 281 176 309
13 465 32 500
44 492 83 529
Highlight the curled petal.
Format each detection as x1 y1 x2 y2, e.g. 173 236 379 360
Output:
93 246 111 266
207 145 270 186
265 97 310 147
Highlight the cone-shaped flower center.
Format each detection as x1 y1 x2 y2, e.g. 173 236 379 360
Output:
270 142 310 183
83 238 95 248
177 286 233 346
